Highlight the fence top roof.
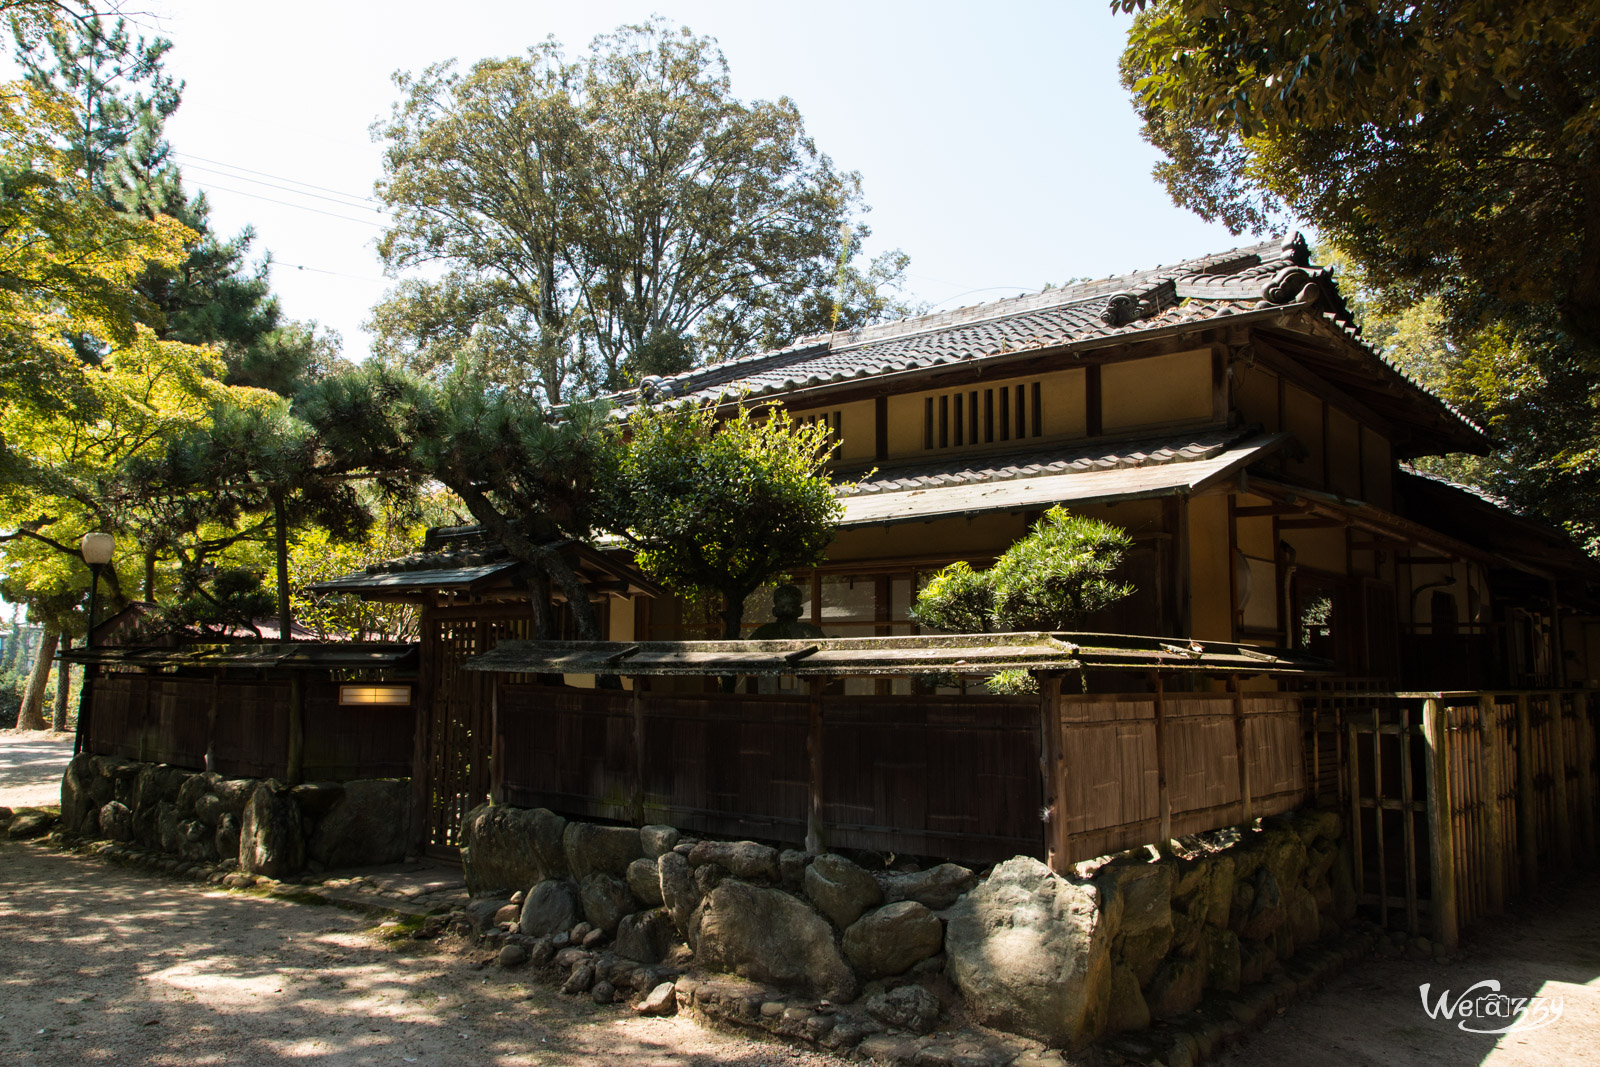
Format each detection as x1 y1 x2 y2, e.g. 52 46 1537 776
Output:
460 632 1330 677
61 642 418 671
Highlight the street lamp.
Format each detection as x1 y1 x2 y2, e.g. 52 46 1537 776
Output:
73 531 114 756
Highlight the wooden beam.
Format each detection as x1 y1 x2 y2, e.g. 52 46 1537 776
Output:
1230 676 1253 823
1234 504 1308 518
1423 698 1460 949
629 678 646 826
1040 673 1063 872
1549 691 1574 867
1479 695 1505 913
806 677 827 854
1154 673 1172 846
1516 693 1538 893
286 674 305 785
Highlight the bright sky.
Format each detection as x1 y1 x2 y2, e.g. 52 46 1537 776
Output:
27 0 1245 361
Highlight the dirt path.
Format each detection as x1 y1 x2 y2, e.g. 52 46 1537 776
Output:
1215 871 1600 1066
0 729 73 809
0 840 853 1067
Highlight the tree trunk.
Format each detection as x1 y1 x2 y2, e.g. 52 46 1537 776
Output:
52 634 72 731
143 546 157 602
718 592 747 693
272 490 292 640
17 629 58 731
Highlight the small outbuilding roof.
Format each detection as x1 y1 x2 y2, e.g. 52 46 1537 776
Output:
461 632 1330 678
61 642 418 671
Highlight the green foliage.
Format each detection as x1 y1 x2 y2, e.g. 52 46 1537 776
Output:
912 507 1135 634
370 18 916 401
1117 1 1600 348
906 561 992 635
609 400 844 638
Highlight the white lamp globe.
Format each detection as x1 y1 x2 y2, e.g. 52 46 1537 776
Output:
80 531 114 566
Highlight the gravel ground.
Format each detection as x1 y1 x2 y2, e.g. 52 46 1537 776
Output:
0 841 855 1067
0 729 73 809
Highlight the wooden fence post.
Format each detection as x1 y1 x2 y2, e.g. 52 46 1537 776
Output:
1423 697 1459 950
1579 693 1598 864
1039 673 1062 871
1478 695 1505 913
629 678 646 826
286 673 305 785
1517 693 1538 893
205 674 220 774
489 678 505 806
1549 690 1574 867
1400 704 1419 934
806 677 827 855
1229 676 1254 824
1154 673 1171 846
1372 708 1388 927
411 607 434 851
1346 714 1364 908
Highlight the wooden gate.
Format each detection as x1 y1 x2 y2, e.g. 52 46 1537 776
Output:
1345 690 1600 948
417 609 537 851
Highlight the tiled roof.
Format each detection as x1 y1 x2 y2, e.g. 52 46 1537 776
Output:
628 236 1314 407
842 428 1247 497
617 233 1485 451
836 429 1287 527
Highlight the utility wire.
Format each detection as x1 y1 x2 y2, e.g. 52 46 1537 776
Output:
196 182 390 229
274 260 389 283
180 160 388 214
171 150 385 206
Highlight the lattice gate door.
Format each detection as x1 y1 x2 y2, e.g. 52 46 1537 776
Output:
420 612 535 853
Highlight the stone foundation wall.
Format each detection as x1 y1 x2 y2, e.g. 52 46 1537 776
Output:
60 753 413 878
459 803 1353 1051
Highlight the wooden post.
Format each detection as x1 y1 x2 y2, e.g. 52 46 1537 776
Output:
411 604 434 851
1516 693 1538 893
629 678 646 826
1372 708 1389 927
489 678 505 806
1423 697 1460 950
1229 676 1254 824
1548 690 1574 867
1399 704 1419 934
286 673 305 785
205 673 220 774
806 677 827 854
1478 695 1505 913
1154 673 1171 846
1347 715 1364 906
1579 693 1598 865
1039 672 1063 870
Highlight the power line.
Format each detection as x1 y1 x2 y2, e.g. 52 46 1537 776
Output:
196 182 390 229
180 160 388 214
274 260 388 284
170 150 384 206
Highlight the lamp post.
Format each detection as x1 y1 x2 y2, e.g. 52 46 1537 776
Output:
73 531 114 756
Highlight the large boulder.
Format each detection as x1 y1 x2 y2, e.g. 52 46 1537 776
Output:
288 782 344 818
60 754 95 830
307 779 412 869
1105 962 1150 1033
519 879 582 937
5 809 55 839
239 783 305 879
176 773 211 816
615 908 676 964
211 776 256 818
640 824 681 858
881 863 978 910
215 813 240 863
694 880 857 1002
99 801 133 843
459 804 568 894
580 873 637 935
1098 859 1174 985
627 857 664 907
843 901 944 979
563 822 642 880
194 792 225 828
1146 956 1205 1018
688 840 780 882
658 850 701 938
804 853 882 929
945 856 1112 1051
157 801 183 854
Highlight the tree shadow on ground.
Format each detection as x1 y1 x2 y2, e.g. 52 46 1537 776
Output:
0 842 848 1066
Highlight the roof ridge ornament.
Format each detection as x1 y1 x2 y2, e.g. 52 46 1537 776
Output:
1263 266 1317 304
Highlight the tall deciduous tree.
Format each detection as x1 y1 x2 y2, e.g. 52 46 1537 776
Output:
371 19 916 402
